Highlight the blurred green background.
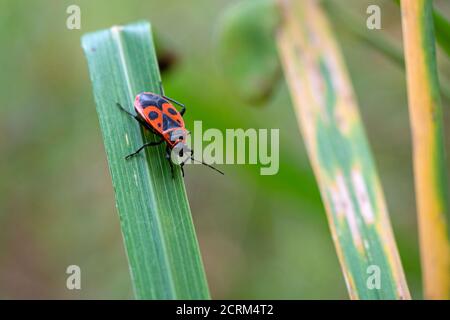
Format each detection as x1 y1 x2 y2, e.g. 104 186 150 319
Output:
1 0 449 299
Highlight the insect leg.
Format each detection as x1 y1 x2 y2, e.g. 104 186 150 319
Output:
116 103 135 117
117 102 158 133
168 159 174 179
180 163 185 177
180 105 186 116
165 146 175 179
125 139 164 160
157 82 186 114
163 95 186 112
117 102 144 124
159 81 165 96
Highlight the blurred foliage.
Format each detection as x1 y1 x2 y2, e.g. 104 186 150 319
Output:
433 9 450 58
216 0 281 105
0 0 449 299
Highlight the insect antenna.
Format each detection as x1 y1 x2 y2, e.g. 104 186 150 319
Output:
189 157 224 175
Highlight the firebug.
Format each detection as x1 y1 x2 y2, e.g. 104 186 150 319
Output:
117 82 223 177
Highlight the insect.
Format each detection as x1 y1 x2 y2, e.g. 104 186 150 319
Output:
117 82 223 177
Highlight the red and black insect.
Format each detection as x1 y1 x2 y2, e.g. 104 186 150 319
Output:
117 82 223 177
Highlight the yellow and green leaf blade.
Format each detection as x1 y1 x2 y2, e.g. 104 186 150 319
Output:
401 0 450 299
276 0 410 299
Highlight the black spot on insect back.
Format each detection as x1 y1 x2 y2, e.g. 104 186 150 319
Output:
168 107 177 115
148 111 158 120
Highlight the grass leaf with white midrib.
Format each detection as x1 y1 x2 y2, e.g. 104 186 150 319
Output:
82 21 210 299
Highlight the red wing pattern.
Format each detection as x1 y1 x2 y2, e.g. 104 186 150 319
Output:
134 92 185 141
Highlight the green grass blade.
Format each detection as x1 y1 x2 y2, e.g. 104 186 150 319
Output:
81 21 209 299
277 0 410 299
